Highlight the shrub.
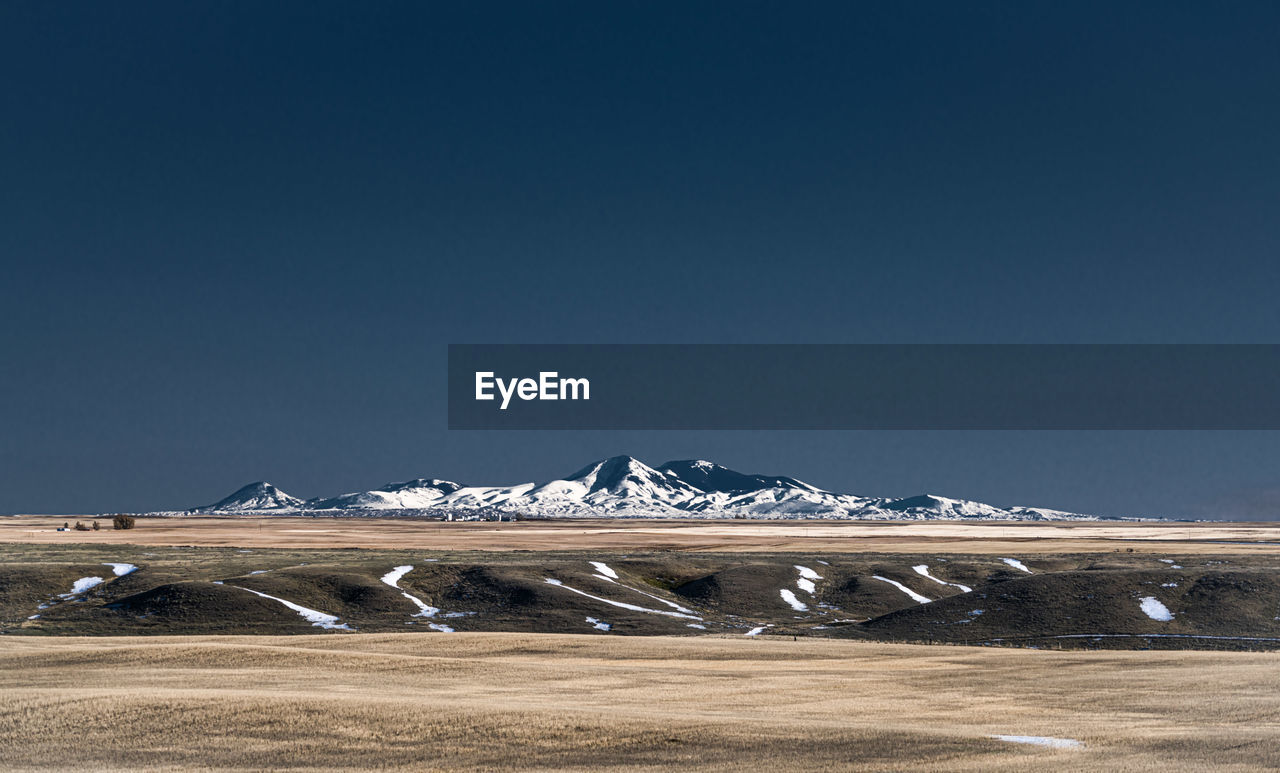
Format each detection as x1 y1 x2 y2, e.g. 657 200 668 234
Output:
74 521 91 531
112 514 136 530
92 520 100 531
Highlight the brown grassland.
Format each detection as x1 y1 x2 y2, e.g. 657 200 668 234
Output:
2 517 1278 770
1 633 1277 771
3 515 1280 554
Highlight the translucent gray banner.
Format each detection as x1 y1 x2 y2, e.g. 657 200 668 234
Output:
448 344 1280 429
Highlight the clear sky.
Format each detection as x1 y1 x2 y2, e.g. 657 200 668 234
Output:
3 2 1279 518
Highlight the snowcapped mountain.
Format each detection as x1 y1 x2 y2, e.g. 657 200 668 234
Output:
658 459 821 493
307 479 463 510
194 482 304 512
563 456 703 505
190 456 1111 520
881 494 1007 518
402 457 702 516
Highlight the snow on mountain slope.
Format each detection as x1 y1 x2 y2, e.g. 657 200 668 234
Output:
418 457 701 516
193 482 304 512
882 494 1007 518
562 456 702 506
435 483 538 509
190 458 1112 520
308 479 463 510
682 487 876 516
657 459 822 494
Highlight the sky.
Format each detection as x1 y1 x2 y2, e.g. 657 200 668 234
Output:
2 2 1279 518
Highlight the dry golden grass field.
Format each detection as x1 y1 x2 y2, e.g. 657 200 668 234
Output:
3 515 1280 554
4 517 1278 770
1 632 1277 771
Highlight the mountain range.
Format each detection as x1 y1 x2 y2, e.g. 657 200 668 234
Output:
191 456 1112 521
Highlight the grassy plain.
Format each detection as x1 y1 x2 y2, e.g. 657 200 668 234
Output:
3 517 1277 769
3 515 1279 554
1 632 1277 771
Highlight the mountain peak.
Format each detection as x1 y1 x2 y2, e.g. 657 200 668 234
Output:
563 456 698 498
196 481 303 512
377 478 464 494
566 455 645 480
305 477 463 510
658 459 822 494
883 494 1003 517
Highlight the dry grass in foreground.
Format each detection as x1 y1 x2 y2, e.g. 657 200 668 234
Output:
1 633 1277 771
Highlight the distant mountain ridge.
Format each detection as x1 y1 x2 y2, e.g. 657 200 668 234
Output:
658 459 820 494
190 456 1114 521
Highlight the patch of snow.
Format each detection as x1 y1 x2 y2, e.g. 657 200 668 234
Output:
428 623 455 632
248 570 269 575
103 563 137 577
60 577 104 599
543 578 701 619
1139 596 1174 622
230 585 352 630
380 565 440 618
380 565 414 585
586 616 611 631
687 623 706 630
589 576 697 614
816 560 830 566
794 565 823 595
912 564 972 593
1000 558 1033 574
744 626 767 636
1161 582 1178 588
992 735 1082 749
589 561 618 579
872 576 932 604
780 589 809 611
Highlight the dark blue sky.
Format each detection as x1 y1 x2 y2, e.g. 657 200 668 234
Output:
3 2 1279 518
